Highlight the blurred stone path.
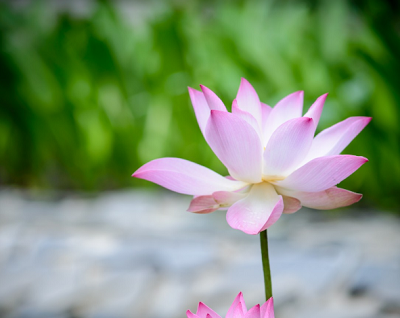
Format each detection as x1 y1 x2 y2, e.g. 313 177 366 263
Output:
0 189 399 318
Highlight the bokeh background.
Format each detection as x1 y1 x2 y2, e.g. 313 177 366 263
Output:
2 0 400 209
0 0 400 318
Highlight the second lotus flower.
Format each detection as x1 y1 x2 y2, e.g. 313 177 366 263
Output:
133 78 371 234
186 292 274 318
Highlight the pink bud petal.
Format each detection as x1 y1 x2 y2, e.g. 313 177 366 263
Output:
245 304 261 318
197 302 221 318
186 310 199 318
187 293 275 318
226 292 247 318
260 298 274 318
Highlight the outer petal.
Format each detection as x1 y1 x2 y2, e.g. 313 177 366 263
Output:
263 117 315 177
260 298 274 318
133 158 247 195
206 110 263 183
187 191 247 214
274 155 368 192
245 305 261 318
188 87 209 135
303 93 328 129
259 196 284 232
197 302 221 318
236 78 262 129
213 191 247 206
281 196 302 214
264 91 304 141
226 292 247 318
305 116 372 161
200 85 227 111
276 186 362 210
226 183 283 235
187 195 219 214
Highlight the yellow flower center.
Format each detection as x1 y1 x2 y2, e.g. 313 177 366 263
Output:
261 175 285 183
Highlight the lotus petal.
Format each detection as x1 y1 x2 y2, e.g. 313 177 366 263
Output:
200 85 227 111
261 102 272 146
236 78 262 129
305 116 372 161
260 298 275 318
206 110 262 183
187 293 274 318
133 158 247 195
213 191 247 206
226 183 283 235
245 305 260 318
277 186 362 210
282 196 302 214
187 190 246 214
188 87 210 136
226 292 247 318
232 99 262 138
264 91 304 141
303 93 328 128
187 195 219 214
274 155 368 192
196 302 221 318
263 117 315 177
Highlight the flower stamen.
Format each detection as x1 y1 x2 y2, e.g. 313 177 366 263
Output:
262 176 286 183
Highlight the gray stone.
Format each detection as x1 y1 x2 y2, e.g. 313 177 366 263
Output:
0 189 399 318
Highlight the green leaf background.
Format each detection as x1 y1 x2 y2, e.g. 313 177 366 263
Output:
0 0 399 211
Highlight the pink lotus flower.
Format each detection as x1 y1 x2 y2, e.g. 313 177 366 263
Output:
133 78 370 234
186 292 274 318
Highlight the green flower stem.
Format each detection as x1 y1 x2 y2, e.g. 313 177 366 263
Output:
260 230 273 300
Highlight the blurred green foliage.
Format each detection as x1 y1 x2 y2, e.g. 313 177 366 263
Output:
0 0 399 210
